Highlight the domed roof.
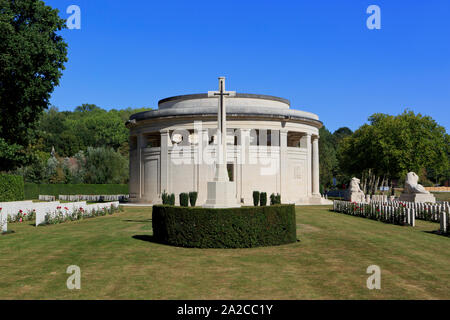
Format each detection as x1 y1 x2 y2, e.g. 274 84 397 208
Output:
129 93 321 126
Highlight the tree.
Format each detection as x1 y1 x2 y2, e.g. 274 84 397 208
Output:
319 126 338 188
82 147 128 184
338 110 449 183
0 0 68 170
74 104 101 112
333 127 353 142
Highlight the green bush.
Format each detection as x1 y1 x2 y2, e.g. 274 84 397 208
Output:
162 191 169 205
260 192 267 206
270 193 281 205
253 191 260 206
179 193 189 207
168 193 175 205
152 204 297 248
189 192 198 207
0 174 25 202
24 183 128 200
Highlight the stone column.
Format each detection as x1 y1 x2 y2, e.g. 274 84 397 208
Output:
238 128 251 204
279 130 288 201
312 135 320 196
306 133 312 197
160 130 169 196
196 126 209 203
137 133 144 199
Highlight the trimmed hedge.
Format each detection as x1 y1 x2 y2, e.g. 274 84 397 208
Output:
260 192 267 206
179 193 189 207
152 204 297 248
0 174 25 202
189 192 198 206
24 183 128 200
253 191 260 206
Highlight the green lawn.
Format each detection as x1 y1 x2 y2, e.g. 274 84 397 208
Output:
433 192 450 202
0 205 449 299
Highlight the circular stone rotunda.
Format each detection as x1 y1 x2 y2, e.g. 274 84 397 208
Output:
126 92 331 206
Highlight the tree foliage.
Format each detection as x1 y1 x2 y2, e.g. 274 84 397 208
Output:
82 147 128 184
37 105 149 157
338 110 449 183
0 0 68 170
319 126 353 189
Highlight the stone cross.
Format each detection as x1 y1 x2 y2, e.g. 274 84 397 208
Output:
208 77 235 181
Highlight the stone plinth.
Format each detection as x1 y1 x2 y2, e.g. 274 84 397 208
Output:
203 181 241 208
399 193 436 203
345 192 365 203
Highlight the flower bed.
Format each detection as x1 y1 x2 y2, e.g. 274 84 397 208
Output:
42 203 122 225
333 201 413 226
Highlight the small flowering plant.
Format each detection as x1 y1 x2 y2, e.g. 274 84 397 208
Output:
42 204 121 225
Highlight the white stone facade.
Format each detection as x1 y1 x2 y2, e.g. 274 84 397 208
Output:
126 93 329 205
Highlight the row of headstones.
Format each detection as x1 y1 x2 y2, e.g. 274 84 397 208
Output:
333 200 416 226
0 200 119 232
0 200 34 233
43 194 129 202
370 200 450 223
333 200 450 233
369 195 394 202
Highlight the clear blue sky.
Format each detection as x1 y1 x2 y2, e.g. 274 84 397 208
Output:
46 0 449 132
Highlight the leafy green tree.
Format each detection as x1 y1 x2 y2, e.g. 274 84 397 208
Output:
74 104 101 112
338 110 449 182
319 126 338 188
333 127 353 142
83 147 128 184
37 106 137 157
0 0 68 170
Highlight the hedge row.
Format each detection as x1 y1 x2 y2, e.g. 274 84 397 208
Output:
24 183 129 199
0 174 25 202
152 204 297 248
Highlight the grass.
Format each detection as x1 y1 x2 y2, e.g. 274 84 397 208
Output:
0 205 449 300
433 192 450 202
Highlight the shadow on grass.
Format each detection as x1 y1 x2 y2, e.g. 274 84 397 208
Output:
132 234 168 245
424 230 450 238
123 219 152 223
1 230 16 236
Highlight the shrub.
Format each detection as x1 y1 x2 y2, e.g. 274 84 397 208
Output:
179 193 189 207
260 192 267 206
0 174 25 202
162 191 169 205
152 204 297 248
189 192 198 207
276 193 281 204
253 191 260 206
270 193 281 205
169 193 175 205
83 147 129 184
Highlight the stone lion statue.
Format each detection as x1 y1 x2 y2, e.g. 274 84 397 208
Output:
349 177 364 193
346 177 365 202
404 172 430 194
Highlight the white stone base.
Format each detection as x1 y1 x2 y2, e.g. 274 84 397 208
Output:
203 181 241 208
294 195 333 205
399 193 436 203
345 192 366 203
